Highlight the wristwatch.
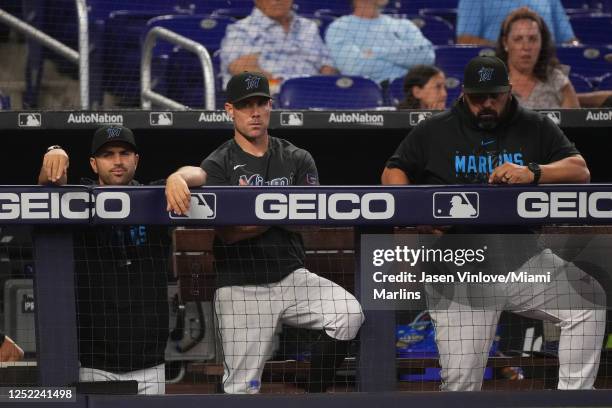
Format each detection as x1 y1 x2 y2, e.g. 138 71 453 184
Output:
46 145 63 152
527 162 541 184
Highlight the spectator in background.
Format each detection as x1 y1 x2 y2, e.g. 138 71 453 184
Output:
397 65 447 109
496 7 579 109
325 0 435 84
219 0 337 90
0 332 24 362
457 0 578 45
497 7 612 108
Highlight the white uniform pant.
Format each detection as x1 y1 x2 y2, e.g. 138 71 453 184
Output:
214 268 365 394
79 363 165 395
427 249 606 391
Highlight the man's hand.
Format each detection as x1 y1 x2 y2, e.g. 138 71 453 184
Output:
40 148 69 184
489 162 534 184
165 173 192 215
0 336 24 362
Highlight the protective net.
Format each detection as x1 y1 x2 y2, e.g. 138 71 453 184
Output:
3 219 611 394
0 0 610 110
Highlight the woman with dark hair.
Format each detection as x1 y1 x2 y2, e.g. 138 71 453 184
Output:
496 7 579 109
398 65 447 110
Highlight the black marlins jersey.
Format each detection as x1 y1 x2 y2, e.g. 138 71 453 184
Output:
74 179 169 373
201 136 319 287
386 97 579 185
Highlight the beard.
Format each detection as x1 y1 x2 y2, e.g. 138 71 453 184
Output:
476 108 499 130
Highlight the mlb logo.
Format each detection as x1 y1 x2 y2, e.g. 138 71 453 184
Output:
18 113 42 127
433 192 479 219
280 112 303 126
169 193 216 220
409 112 432 126
150 112 173 126
539 111 561 126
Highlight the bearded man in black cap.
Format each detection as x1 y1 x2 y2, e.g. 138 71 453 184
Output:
382 56 605 391
165 71 364 394
38 126 169 394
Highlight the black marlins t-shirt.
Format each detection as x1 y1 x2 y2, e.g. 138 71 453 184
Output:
386 97 581 273
386 97 579 184
74 179 169 373
201 136 319 287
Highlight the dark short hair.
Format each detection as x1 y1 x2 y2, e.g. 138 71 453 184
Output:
495 7 559 82
398 65 443 109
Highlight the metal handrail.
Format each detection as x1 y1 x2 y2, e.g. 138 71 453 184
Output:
141 26 216 110
75 0 89 109
0 1 90 109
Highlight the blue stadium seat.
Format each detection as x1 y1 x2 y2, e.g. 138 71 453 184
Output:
145 14 235 108
434 45 495 103
570 13 612 45
562 0 612 11
388 76 406 106
419 8 457 28
556 45 612 82
302 13 336 38
22 0 188 107
101 10 188 103
297 2 352 16
569 73 594 92
0 90 10 110
278 76 383 109
599 73 612 89
406 15 455 45
387 0 458 15
210 7 253 19
562 0 591 9
191 0 253 15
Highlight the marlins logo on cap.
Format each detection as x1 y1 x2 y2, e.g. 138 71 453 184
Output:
106 126 122 138
91 125 137 155
463 56 510 94
226 71 272 103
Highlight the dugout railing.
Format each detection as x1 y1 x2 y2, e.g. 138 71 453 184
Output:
2 184 612 407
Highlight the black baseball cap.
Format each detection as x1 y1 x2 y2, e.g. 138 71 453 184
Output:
91 125 137 155
463 56 511 94
226 71 272 104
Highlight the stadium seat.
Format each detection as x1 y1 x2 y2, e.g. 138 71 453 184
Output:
145 14 235 108
303 13 336 38
406 14 455 45
388 76 406 106
556 45 612 82
278 76 383 109
101 10 189 103
419 8 457 28
562 0 591 9
569 73 594 92
0 90 10 110
191 0 253 15
562 0 611 11
569 13 612 45
434 45 496 103
599 73 612 89
295 1 352 16
209 7 253 19
22 0 189 107
387 0 458 16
